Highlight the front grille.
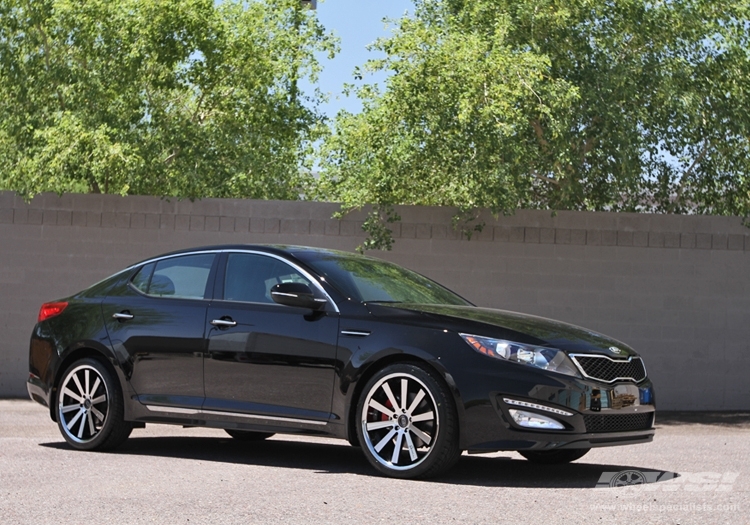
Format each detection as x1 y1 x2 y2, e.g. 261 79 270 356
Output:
571 354 646 383
584 413 653 433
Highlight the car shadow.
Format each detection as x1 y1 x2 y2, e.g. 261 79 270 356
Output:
39 436 677 489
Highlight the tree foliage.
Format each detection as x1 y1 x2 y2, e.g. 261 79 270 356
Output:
0 0 336 199
318 0 750 243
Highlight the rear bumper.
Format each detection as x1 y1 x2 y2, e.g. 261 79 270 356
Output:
27 373 51 408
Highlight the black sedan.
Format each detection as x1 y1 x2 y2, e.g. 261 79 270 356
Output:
27 245 655 478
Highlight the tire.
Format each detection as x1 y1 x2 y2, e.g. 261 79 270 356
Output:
56 357 133 451
356 362 460 479
224 429 275 441
518 448 590 464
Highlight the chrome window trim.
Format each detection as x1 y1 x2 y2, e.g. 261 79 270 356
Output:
124 250 224 272
123 248 340 312
568 353 647 384
221 249 340 313
145 405 328 426
126 251 219 300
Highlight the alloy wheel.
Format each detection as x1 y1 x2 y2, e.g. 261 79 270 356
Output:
58 364 110 444
360 372 439 472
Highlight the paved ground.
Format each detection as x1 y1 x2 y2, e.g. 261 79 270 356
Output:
0 400 747 525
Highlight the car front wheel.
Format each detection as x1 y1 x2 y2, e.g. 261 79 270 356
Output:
56 357 132 451
356 363 460 479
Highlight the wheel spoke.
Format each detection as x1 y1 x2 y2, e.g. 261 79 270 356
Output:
72 373 85 400
61 404 80 414
406 389 425 416
369 399 394 418
84 369 90 397
91 406 105 422
87 410 96 436
77 410 87 438
381 382 400 415
366 420 395 431
63 387 84 404
90 377 101 399
409 425 432 445
404 432 418 461
374 428 397 453
411 410 434 423
391 431 404 464
66 407 85 430
400 379 408 411
91 395 106 405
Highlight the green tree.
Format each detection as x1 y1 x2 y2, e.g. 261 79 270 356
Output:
0 0 336 200
318 0 750 248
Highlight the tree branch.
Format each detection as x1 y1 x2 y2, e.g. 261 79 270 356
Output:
164 148 180 165
517 72 543 105
529 169 560 186
34 22 66 111
530 119 549 152
683 141 711 180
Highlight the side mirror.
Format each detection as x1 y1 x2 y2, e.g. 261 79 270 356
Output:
270 282 326 311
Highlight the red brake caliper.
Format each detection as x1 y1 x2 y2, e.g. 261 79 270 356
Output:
382 399 393 421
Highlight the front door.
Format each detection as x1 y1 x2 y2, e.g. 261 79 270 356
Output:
203 252 339 423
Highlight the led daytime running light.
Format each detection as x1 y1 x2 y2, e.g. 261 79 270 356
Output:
503 398 573 417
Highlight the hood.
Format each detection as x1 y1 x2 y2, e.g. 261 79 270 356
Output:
371 303 636 356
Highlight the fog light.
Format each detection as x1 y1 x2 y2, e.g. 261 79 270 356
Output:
503 398 573 417
509 409 565 430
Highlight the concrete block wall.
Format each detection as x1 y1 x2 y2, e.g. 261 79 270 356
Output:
1 191 749 410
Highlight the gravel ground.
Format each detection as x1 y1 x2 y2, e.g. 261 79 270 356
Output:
0 400 747 525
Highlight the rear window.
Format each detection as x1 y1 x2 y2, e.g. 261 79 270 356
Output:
131 254 215 299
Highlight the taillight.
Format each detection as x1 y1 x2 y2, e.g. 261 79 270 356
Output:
38 302 68 323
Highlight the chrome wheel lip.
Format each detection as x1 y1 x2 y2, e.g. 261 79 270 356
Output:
360 372 439 472
58 364 110 444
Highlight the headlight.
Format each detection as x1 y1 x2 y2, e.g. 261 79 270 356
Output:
460 333 580 377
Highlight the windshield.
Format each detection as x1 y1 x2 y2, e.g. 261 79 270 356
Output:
296 251 470 306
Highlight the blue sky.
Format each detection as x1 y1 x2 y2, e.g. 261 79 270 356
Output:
304 0 413 119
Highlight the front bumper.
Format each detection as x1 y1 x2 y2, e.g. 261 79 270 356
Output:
457 368 656 451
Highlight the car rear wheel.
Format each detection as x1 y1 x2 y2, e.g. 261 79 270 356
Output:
356 363 460 479
519 448 590 464
56 357 132 451
224 429 275 441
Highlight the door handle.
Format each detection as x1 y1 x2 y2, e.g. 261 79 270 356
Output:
112 312 134 321
211 318 237 328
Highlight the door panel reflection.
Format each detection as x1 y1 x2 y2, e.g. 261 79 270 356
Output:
204 302 338 421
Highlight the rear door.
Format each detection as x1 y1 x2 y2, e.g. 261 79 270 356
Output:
102 253 218 411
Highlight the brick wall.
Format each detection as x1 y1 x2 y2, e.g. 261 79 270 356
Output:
2 191 749 410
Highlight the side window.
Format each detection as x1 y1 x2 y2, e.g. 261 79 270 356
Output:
131 263 155 294
224 253 312 304
146 254 215 299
